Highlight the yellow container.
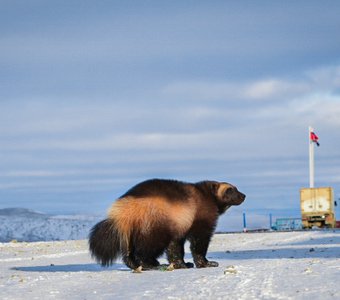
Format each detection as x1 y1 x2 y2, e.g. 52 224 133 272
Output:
300 187 336 228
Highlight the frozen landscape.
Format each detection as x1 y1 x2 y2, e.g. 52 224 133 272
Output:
0 208 100 243
1 222 339 299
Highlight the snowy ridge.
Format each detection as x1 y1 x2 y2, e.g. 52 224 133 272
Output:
0 208 101 242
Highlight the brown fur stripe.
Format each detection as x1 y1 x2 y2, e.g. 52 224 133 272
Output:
108 196 196 250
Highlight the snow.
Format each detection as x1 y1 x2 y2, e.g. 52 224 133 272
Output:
0 208 100 242
1 230 339 299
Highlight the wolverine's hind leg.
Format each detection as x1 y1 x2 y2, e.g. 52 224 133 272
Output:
134 248 163 270
128 236 165 270
123 255 160 271
166 239 194 269
122 254 140 270
139 257 161 270
122 253 159 270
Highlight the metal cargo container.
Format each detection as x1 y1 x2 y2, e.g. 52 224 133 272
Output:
272 218 302 231
300 187 336 229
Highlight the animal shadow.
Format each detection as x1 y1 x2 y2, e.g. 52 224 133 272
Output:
12 263 129 273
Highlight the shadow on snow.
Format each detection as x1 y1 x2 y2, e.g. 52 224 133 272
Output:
12 263 130 273
11 245 340 273
209 246 340 260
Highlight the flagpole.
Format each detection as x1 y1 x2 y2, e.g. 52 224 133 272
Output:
309 126 314 188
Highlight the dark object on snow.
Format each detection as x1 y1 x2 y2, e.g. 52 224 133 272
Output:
89 178 245 271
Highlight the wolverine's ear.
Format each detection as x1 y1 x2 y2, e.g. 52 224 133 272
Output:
216 183 229 199
196 181 220 195
211 182 220 194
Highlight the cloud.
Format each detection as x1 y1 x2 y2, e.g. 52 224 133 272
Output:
306 65 340 89
163 63 340 102
163 78 311 102
2 65 339 163
162 65 340 133
162 81 238 101
292 94 340 127
243 79 310 100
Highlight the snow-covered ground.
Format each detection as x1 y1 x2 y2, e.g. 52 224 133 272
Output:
1 230 339 299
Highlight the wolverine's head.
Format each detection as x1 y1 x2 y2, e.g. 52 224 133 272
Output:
205 181 246 214
216 183 246 205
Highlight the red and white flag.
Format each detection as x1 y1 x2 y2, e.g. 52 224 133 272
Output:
310 130 320 146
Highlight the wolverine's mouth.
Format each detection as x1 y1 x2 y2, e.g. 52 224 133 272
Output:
233 193 246 205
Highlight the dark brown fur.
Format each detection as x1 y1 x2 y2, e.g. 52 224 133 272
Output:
89 179 245 270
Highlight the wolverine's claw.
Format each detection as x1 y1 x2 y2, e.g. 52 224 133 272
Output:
132 266 143 273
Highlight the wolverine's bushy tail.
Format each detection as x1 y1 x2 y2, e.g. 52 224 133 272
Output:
88 219 121 267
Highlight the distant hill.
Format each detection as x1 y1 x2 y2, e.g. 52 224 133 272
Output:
0 208 47 218
0 207 101 242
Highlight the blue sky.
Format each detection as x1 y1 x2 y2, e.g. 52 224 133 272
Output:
1 1 340 230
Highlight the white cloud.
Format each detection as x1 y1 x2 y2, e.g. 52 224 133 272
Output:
243 79 310 100
162 81 238 100
163 64 340 104
290 93 340 127
163 78 311 102
306 65 340 89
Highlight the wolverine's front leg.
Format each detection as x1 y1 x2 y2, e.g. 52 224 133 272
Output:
166 239 194 269
188 231 218 268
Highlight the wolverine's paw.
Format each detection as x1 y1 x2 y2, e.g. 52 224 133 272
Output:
154 264 172 271
195 260 219 268
141 264 161 271
171 262 194 269
206 261 219 267
139 259 161 271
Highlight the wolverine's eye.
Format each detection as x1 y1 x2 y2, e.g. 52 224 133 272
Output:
225 187 236 197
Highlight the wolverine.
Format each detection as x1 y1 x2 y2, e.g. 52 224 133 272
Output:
89 179 245 271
